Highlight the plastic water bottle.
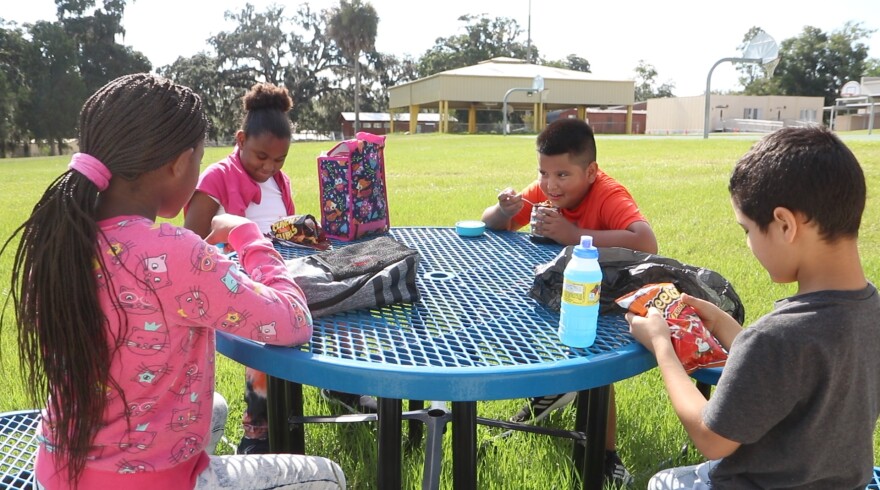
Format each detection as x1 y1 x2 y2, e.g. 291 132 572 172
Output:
558 235 602 348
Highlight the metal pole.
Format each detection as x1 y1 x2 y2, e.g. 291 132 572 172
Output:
503 87 537 135
527 0 532 63
870 100 875 136
704 57 761 139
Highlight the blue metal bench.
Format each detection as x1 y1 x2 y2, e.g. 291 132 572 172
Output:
0 409 40 490
3 406 877 488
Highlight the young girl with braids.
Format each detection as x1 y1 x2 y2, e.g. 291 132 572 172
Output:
184 83 373 455
2 73 346 489
185 83 296 455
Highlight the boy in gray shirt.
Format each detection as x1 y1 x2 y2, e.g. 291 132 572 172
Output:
628 126 880 489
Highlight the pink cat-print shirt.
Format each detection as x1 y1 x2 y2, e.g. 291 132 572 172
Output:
35 217 312 490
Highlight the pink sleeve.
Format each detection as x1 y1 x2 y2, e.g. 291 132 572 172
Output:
168 223 312 346
223 222 313 345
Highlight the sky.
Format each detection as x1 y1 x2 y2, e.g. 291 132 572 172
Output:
3 0 880 96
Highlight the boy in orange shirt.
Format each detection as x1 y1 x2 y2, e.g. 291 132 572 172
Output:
482 118 657 485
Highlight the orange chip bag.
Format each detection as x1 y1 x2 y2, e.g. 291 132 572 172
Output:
615 282 727 373
269 214 331 250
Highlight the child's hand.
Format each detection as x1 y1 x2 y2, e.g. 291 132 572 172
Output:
535 207 574 242
496 187 525 217
626 307 670 354
205 214 254 247
680 294 730 337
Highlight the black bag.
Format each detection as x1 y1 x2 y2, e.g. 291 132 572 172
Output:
529 246 745 323
286 236 421 317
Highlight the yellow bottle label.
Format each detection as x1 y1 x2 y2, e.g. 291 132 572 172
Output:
561 280 601 306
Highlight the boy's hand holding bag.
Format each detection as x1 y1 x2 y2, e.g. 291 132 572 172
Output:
616 282 727 373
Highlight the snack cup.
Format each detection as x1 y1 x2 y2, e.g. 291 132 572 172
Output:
529 204 557 243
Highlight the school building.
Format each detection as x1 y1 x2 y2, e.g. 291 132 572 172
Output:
645 95 824 135
387 57 638 134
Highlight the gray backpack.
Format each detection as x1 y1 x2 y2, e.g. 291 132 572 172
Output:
285 236 420 318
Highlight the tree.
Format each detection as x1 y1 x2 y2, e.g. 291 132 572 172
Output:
866 58 880 77
0 21 30 157
283 4 346 131
212 4 290 87
207 3 346 137
158 53 241 143
633 60 675 101
56 0 151 95
543 54 591 73
365 52 418 112
417 14 532 76
327 0 379 133
21 21 87 155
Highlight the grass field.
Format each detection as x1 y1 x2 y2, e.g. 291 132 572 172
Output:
1 132 879 489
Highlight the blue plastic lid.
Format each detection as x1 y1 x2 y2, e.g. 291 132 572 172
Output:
573 235 598 259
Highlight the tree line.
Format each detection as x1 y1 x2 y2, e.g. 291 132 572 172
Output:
1 0 877 158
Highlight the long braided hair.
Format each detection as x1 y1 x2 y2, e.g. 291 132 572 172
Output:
1 73 207 485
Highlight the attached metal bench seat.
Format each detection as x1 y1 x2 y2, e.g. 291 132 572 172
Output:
0 409 40 490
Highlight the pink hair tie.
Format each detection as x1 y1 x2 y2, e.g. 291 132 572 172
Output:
68 153 111 191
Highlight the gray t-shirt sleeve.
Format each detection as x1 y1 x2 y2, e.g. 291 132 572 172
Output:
702 322 807 443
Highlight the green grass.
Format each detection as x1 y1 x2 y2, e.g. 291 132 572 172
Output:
1 133 879 489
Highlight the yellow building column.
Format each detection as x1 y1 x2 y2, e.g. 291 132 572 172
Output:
577 106 586 120
532 103 539 132
409 104 419 134
388 108 395 135
538 100 546 131
626 105 633 134
469 103 477 134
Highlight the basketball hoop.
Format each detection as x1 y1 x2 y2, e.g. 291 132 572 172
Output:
841 80 861 97
703 30 780 138
762 57 780 78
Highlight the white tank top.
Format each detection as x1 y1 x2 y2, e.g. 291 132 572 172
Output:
216 178 289 234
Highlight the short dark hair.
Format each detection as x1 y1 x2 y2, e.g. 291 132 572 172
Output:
729 126 865 241
536 118 597 166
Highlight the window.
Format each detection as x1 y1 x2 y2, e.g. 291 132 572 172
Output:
799 109 817 121
743 108 761 120
363 122 373 129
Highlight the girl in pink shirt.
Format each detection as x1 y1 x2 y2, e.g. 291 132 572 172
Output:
5 73 345 489
185 83 297 454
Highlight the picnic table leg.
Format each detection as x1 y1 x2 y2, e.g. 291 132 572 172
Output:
572 386 610 490
408 399 425 446
377 397 402 490
266 375 287 452
266 376 304 454
451 401 477 490
286 381 305 454
696 381 713 399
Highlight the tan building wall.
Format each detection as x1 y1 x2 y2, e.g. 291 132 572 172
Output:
646 95 824 134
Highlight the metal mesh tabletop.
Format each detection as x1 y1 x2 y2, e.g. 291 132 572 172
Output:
0 409 39 489
217 228 655 401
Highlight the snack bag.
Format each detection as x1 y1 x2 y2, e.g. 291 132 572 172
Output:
616 282 727 373
269 214 331 250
